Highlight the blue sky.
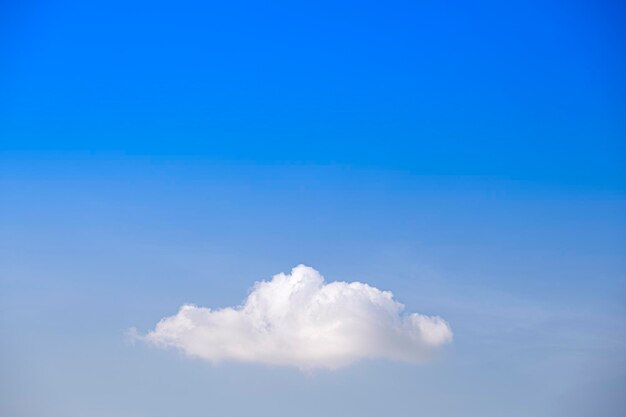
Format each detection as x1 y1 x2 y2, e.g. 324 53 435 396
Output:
1 0 625 416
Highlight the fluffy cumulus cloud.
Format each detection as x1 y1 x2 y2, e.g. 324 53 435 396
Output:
141 265 452 369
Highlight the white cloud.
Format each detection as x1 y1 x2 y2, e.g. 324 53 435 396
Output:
140 265 452 370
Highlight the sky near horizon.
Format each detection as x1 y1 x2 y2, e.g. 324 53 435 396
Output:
1 0 625 416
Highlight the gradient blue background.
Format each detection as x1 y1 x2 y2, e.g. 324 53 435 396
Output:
1 0 625 416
